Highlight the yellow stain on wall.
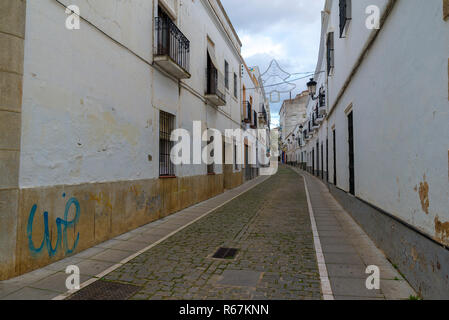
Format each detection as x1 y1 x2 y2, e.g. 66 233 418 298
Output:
89 191 112 210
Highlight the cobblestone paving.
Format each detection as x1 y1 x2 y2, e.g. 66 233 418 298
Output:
100 167 322 300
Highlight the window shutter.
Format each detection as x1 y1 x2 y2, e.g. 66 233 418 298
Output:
339 0 351 38
327 32 334 75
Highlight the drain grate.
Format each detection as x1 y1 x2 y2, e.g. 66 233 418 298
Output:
67 280 142 300
212 247 239 260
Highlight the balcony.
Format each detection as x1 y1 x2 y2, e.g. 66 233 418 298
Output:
314 105 325 124
205 65 226 107
251 110 258 129
303 129 310 141
242 101 252 123
258 105 268 125
311 114 320 130
154 17 191 79
318 105 326 116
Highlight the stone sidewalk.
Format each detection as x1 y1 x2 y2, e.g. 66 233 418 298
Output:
0 175 268 300
290 166 416 300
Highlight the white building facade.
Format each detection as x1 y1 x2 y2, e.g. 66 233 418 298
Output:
297 0 449 298
240 63 270 180
279 91 308 164
0 0 268 279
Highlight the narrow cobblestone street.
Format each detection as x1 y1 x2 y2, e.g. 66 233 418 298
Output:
93 166 321 300
0 166 416 301
2 0 447 304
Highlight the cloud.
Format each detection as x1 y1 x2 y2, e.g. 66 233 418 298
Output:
221 0 325 126
271 114 280 128
222 0 323 34
240 33 284 59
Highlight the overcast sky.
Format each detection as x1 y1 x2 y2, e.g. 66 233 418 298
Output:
221 0 325 127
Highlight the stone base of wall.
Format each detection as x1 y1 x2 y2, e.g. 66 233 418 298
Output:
223 165 243 190
328 183 449 299
1 173 229 280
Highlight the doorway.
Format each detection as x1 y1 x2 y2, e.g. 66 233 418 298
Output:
333 129 337 186
348 112 355 195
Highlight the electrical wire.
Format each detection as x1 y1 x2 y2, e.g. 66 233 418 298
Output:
242 71 325 91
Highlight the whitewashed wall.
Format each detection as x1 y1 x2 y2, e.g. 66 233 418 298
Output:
325 0 449 242
20 0 244 188
326 0 389 113
20 0 155 188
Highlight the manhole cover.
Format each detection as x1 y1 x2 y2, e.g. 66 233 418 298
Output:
213 247 239 259
67 280 141 300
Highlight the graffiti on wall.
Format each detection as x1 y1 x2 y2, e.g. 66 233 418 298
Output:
27 194 80 257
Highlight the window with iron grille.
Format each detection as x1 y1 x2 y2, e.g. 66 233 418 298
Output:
159 111 175 177
225 60 229 89
207 135 215 174
339 0 352 38
233 73 238 98
326 32 334 75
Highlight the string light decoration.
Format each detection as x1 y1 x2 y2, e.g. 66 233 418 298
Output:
260 60 296 103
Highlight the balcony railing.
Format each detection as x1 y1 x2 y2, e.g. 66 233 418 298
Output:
155 17 190 75
242 101 252 123
312 114 319 130
259 105 268 124
206 65 226 105
251 111 257 129
318 105 326 116
315 107 324 123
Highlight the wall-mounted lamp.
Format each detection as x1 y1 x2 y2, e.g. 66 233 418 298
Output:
307 78 325 102
307 78 317 98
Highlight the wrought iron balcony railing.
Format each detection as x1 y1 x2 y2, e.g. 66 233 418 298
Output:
315 107 324 123
251 111 258 129
155 17 190 73
259 105 268 124
242 101 252 123
311 114 319 130
206 65 226 103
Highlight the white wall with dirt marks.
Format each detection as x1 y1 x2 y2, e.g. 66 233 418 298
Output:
323 0 449 245
19 0 245 188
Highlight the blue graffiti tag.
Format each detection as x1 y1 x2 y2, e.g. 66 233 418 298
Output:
27 197 80 257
